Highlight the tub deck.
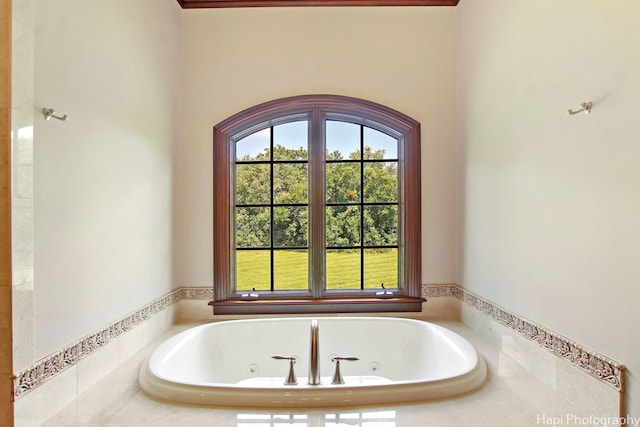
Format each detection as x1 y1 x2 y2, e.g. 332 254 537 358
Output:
139 317 487 408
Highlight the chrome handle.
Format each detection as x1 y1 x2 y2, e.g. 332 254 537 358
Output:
271 355 296 361
331 356 359 385
271 355 298 385
331 356 359 362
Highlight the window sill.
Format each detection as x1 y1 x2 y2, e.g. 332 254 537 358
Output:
208 297 426 315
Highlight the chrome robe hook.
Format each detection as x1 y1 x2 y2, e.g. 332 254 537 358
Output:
43 108 69 121
567 102 592 115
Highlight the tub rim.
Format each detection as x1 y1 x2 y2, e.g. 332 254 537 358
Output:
139 317 487 408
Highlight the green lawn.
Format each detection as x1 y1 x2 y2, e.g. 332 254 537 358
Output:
236 249 398 291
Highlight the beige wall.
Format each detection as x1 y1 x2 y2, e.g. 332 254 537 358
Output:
457 0 640 415
12 0 635 420
176 7 459 287
29 0 181 359
1 0 13 422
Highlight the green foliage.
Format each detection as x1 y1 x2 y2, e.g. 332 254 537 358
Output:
236 207 269 247
273 206 307 247
236 164 270 205
235 142 399 286
326 206 360 247
326 147 398 248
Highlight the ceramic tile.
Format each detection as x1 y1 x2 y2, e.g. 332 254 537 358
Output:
459 287 624 394
77 340 119 395
11 129 32 165
0 1 10 420
36 321 613 427
118 322 149 362
15 366 78 427
44 356 139 427
10 0 33 127
13 164 32 199
17 290 626 427
420 295 460 320
520 338 557 390
12 287 33 371
147 304 175 340
12 205 33 252
461 300 620 418
175 298 213 321
42 326 190 427
501 329 557 388
12 266 33 288
556 356 621 419
14 293 180 400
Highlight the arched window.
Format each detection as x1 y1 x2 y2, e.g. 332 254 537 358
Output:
211 95 422 314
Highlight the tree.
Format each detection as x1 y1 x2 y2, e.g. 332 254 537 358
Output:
236 143 398 249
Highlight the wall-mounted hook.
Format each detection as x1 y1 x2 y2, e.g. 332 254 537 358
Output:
567 102 592 115
42 108 69 121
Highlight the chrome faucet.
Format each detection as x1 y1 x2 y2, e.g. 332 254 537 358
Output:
331 356 359 385
308 320 320 385
271 355 298 385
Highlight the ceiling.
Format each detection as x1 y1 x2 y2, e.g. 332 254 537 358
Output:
177 0 459 8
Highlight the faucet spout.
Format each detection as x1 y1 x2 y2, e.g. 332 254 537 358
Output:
308 320 320 385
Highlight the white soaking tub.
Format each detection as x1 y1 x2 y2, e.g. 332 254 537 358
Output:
139 317 486 408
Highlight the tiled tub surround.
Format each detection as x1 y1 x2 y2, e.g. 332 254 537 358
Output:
456 290 625 419
44 321 602 427
14 300 177 426
423 285 625 394
14 292 181 398
14 285 625 425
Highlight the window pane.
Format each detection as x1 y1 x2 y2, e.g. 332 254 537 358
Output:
364 162 397 203
236 164 270 205
326 163 360 204
326 121 360 160
236 207 270 248
364 127 397 159
236 250 270 291
364 248 398 289
274 250 308 291
273 121 308 160
236 128 270 161
274 164 307 204
326 249 361 290
273 206 308 247
326 206 360 247
364 205 398 246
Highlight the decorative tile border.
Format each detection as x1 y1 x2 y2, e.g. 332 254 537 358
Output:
179 287 214 300
421 284 458 298
14 285 626 400
423 284 626 392
13 290 180 399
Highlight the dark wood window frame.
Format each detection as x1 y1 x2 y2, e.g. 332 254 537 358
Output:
211 95 423 314
177 1 459 9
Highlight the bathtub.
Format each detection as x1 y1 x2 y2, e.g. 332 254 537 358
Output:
139 317 486 408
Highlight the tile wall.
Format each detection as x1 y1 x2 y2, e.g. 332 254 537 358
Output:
12 285 625 425
11 0 34 376
14 303 175 427
459 294 623 418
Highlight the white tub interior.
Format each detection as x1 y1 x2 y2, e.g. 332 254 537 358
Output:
140 317 486 408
